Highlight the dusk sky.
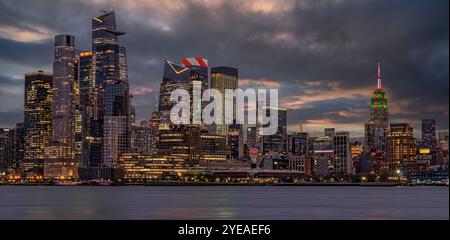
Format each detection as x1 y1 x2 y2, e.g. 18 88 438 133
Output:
0 0 448 137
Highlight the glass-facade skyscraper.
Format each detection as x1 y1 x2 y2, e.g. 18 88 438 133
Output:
23 71 53 177
90 11 131 170
211 66 239 135
158 60 190 123
44 35 78 179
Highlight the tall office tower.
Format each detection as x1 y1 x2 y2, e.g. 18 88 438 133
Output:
288 132 309 155
311 136 334 176
158 60 190 123
52 35 77 148
262 107 288 154
421 119 437 150
74 60 83 166
44 35 78 179
23 71 53 177
211 66 238 135
333 131 352 174
387 123 417 170
364 62 389 153
78 51 100 168
12 123 25 171
0 129 13 171
92 11 131 169
324 128 335 138
182 57 209 126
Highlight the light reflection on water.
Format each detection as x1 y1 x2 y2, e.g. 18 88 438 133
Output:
0 186 448 220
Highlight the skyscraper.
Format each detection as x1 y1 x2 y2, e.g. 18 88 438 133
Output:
78 51 101 168
365 62 389 153
23 71 53 177
12 123 25 171
387 123 417 170
421 119 437 150
333 131 352 174
158 60 190 123
92 11 131 170
262 107 287 154
45 35 78 179
211 66 238 135
182 57 209 126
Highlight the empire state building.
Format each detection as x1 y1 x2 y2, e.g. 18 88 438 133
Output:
364 62 389 153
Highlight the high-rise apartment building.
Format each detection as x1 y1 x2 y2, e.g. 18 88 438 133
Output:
387 123 417 170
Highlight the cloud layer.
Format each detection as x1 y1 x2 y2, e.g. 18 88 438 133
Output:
0 0 448 136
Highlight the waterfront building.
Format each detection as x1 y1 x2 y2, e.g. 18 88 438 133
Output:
157 125 230 166
12 123 25 171
23 71 53 178
387 123 417 170
0 129 13 171
211 66 238 135
333 131 352 174
260 154 289 170
364 62 388 153
288 154 312 175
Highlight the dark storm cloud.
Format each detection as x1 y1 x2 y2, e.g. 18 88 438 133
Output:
0 0 448 135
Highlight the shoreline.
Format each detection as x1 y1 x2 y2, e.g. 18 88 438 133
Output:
1 181 448 187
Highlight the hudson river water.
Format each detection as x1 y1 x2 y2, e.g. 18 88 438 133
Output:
0 186 448 220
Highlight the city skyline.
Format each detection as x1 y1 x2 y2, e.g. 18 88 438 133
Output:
0 0 449 138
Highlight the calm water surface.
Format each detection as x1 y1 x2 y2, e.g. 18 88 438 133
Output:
0 186 448 220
